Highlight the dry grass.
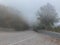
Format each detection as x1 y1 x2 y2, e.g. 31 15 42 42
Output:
44 36 60 45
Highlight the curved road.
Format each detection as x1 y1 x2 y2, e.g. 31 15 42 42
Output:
0 30 60 45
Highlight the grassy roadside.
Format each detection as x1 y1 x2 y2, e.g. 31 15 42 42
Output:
50 30 60 33
48 27 60 33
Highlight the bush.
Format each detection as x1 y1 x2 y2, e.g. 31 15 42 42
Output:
0 5 29 31
52 26 60 32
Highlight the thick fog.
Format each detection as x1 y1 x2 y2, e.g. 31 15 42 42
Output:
0 0 60 25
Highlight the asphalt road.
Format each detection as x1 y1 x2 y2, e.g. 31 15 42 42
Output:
0 30 60 45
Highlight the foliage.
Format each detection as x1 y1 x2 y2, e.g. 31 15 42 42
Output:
52 26 60 32
0 5 29 31
37 3 58 30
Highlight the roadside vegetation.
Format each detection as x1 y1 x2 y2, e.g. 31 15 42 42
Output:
51 26 60 32
0 5 29 31
33 3 60 32
0 3 60 32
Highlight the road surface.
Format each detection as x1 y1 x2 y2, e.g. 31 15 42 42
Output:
0 31 60 45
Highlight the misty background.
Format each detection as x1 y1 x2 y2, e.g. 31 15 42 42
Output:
0 0 60 26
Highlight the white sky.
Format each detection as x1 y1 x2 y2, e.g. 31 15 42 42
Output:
0 0 60 25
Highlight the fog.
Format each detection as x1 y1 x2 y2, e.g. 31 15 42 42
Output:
0 0 60 25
